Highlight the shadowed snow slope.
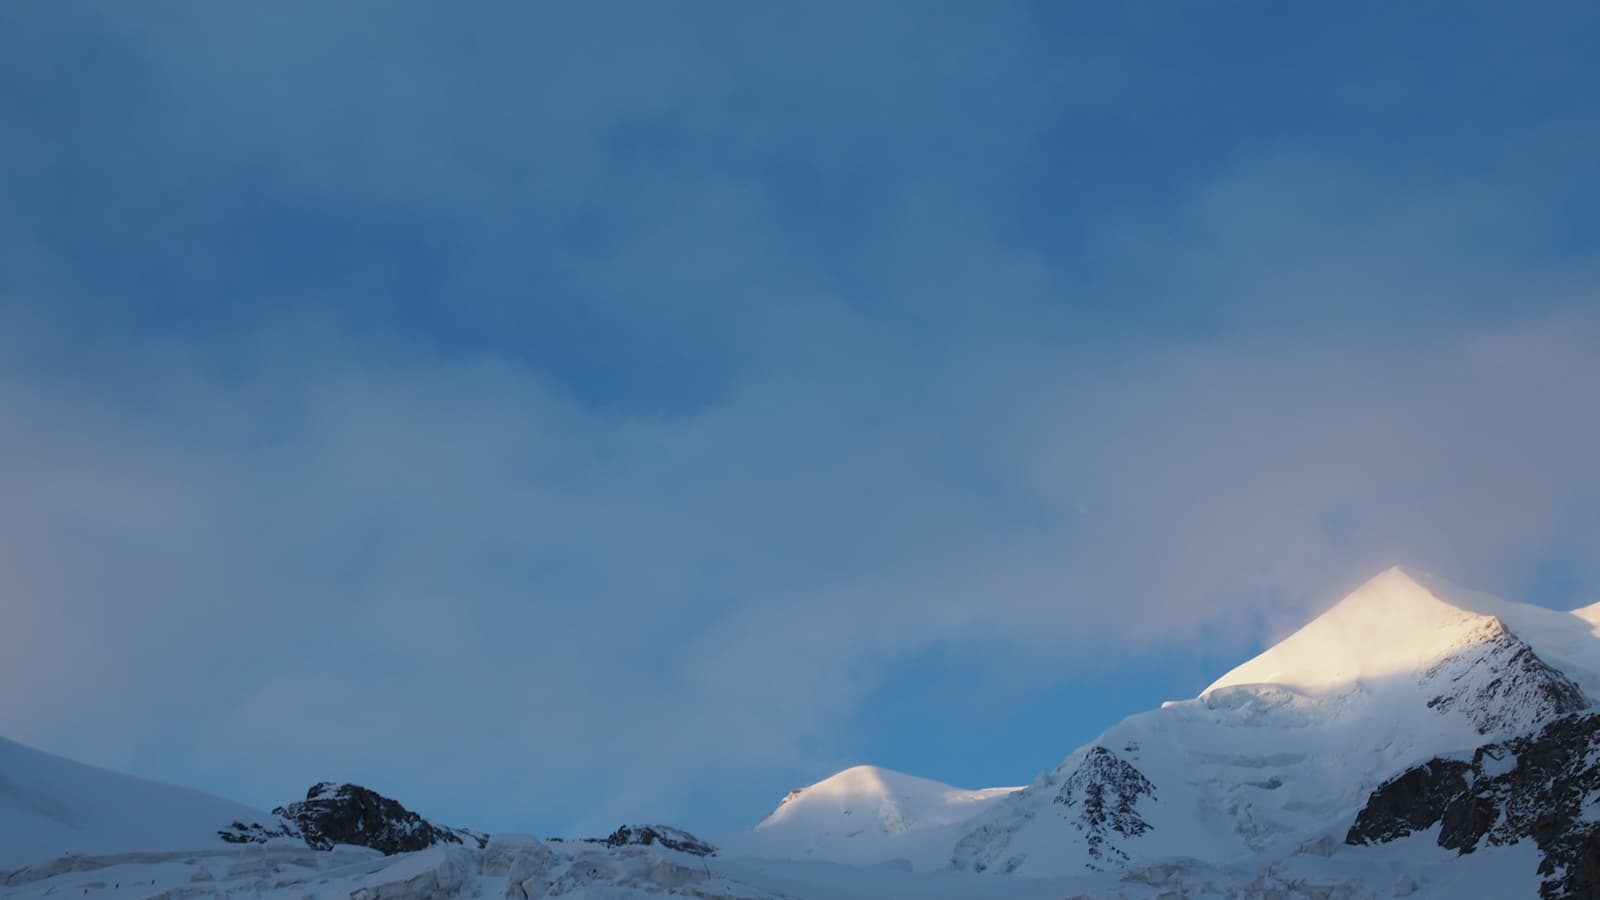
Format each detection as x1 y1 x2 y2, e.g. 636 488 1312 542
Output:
0 735 269 869
718 765 1018 869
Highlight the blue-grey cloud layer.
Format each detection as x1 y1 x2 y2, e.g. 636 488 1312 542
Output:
1 2 1597 834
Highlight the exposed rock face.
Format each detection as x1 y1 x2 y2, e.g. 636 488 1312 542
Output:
1347 712 1600 900
952 745 1156 875
597 824 716 857
216 820 299 845
281 782 488 854
1421 618 1589 736
1053 747 1157 867
218 782 486 856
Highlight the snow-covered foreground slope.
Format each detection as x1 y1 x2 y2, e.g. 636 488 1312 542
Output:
0 824 1548 899
1 840 774 900
0 736 269 869
717 765 1017 869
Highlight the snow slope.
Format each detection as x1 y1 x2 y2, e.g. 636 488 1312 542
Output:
0 736 269 869
719 765 1017 869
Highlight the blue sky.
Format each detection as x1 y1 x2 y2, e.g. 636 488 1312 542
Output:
2 2 1598 836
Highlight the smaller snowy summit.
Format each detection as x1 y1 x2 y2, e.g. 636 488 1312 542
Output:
756 765 1018 835
722 765 1018 869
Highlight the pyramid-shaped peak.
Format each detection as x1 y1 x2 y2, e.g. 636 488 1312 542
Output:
1330 566 1473 614
1204 567 1494 696
1364 564 1430 592
1345 564 1475 599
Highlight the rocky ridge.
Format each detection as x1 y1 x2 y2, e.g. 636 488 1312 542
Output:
220 781 487 854
1420 616 1590 736
1348 711 1600 899
951 745 1157 874
1052 746 1158 867
595 824 717 857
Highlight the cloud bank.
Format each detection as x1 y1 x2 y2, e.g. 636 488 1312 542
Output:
1 2 1597 833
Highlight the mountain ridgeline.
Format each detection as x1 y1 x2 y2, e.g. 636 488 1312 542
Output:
6 567 1600 898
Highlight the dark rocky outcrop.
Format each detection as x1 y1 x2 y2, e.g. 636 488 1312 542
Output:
1053 746 1157 867
1343 759 1475 846
952 744 1159 875
1348 712 1600 899
590 825 716 857
218 820 299 845
219 782 486 856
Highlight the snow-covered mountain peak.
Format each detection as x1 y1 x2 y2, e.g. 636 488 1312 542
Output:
718 766 1017 869
940 568 1600 879
1204 566 1510 696
754 766 1016 835
759 765 903 814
